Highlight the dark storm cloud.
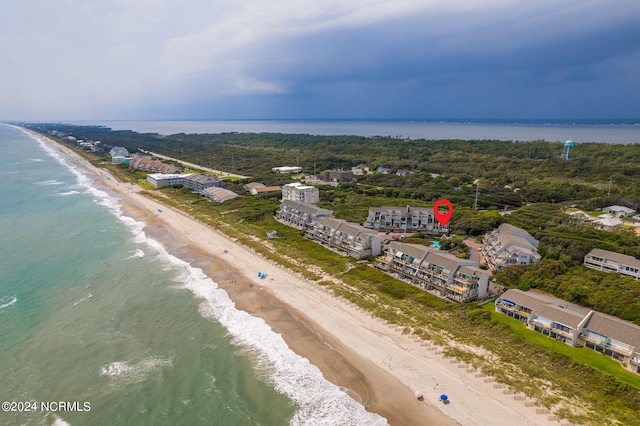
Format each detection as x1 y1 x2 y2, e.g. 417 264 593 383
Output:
1 0 638 120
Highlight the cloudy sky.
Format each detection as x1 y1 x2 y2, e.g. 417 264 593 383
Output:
1 0 639 120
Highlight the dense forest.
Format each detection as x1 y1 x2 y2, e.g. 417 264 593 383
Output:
25 123 640 324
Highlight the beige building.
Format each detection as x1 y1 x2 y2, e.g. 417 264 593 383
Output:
376 241 489 302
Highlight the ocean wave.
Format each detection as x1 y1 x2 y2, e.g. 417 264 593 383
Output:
56 190 81 197
0 296 17 310
30 158 44 162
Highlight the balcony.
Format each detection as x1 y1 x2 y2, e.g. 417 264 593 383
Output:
550 327 574 339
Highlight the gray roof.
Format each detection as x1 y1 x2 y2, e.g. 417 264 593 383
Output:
586 248 640 269
424 251 474 275
371 206 410 215
184 174 220 184
389 241 431 260
457 265 485 277
500 289 589 329
317 216 344 229
281 200 331 215
497 223 539 248
584 312 640 350
316 216 376 239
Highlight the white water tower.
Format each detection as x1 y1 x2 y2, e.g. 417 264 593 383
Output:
561 140 574 160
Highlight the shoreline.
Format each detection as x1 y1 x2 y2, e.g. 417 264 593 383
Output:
36 131 562 425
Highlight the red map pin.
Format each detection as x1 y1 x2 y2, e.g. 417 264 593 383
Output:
433 199 453 227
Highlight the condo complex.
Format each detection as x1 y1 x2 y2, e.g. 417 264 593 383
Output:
496 289 640 375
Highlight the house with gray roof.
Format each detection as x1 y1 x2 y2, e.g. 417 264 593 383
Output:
603 205 636 218
496 289 640 374
376 241 489 302
584 248 640 279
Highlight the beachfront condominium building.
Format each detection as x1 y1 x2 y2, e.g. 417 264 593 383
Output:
495 289 640 375
282 182 320 204
182 174 223 193
130 155 179 174
375 241 489 302
202 187 238 203
364 206 446 234
481 223 541 272
276 200 333 230
303 216 382 259
584 248 640 279
147 173 194 188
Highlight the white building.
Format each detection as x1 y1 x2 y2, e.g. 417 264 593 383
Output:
282 182 320 204
147 173 194 188
272 166 302 174
593 215 623 230
603 205 636 218
584 248 640 279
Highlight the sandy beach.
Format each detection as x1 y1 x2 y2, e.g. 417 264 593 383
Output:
38 132 566 426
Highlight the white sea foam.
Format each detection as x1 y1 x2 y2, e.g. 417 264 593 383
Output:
50 416 71 426
0 296 17 310
30 158 44 162
56 190 80 197
126 249 145 259
100 357 173 382
28 129 388 425
100 361 132 377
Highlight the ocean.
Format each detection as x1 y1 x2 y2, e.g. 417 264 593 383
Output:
0 124 386 426
78 119 640 144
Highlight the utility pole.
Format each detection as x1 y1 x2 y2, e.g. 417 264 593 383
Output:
607 177 612 197
474 180 479 211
